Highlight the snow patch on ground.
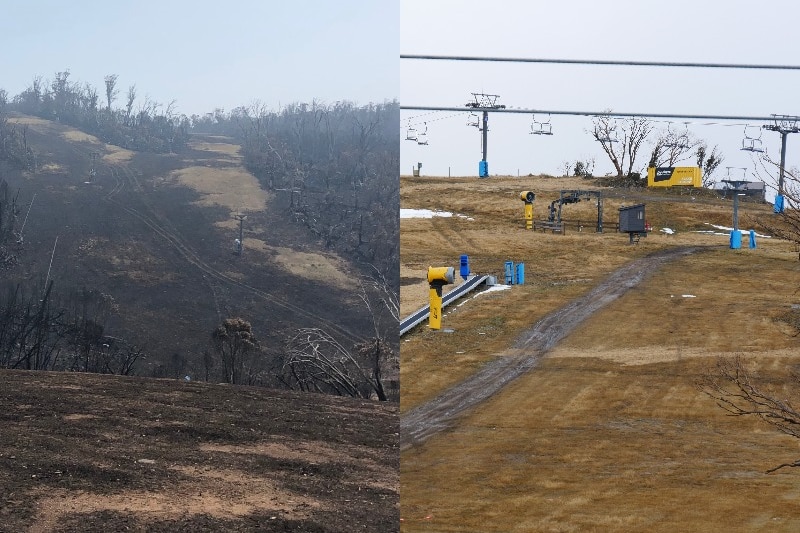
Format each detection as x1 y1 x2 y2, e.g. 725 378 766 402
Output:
401 208 474 221
695 223 771 238
454 283 511 309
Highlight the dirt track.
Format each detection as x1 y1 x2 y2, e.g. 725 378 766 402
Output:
400 245 713 449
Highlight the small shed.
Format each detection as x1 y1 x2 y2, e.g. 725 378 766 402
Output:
619 204 646 232
619 203 646 244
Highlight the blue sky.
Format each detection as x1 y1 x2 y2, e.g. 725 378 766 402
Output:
1 0 398 116
401 0 800 197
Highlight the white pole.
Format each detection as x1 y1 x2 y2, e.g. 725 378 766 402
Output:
44 236 58 294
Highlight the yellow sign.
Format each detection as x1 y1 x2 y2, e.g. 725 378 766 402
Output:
647 166 702 187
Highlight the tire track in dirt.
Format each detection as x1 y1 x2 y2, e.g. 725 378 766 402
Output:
400 245 714 450
429 215 480 251
106 163 225 320
102 163 365 345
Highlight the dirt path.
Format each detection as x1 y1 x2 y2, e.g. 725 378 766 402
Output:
400 245 713 449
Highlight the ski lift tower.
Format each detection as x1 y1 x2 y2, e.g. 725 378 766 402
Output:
764 114 800 213
233 213 246 255
722 171 748 249
465 93 505 178
89 152 98 182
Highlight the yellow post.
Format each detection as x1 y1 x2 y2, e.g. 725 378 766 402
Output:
427 266 455 330
429 285 444 330
520 191 535 230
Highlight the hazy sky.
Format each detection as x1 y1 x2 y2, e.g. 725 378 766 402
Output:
0 1 398 116
401 0 800 198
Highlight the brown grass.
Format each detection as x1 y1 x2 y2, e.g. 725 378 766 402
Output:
241 240 353 290
188 140 242 158
169 166 269 211
401 174 800 531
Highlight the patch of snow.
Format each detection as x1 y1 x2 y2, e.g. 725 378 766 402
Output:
682 294 696 298
401 208 473 220
454 283 511 308
482 284 512 294
701 223 771 238
401 208 452 219
661 227 675 235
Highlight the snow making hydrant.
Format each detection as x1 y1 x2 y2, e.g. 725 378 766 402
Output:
520 191 536 230
427 266 455 330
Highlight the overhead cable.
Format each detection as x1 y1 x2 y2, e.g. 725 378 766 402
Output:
400 54 800 71
400 105 786 123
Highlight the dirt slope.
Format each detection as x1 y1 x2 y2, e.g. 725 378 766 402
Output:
401 246 709 449
400 174 800 532
0 370 398 532
3 114 369 373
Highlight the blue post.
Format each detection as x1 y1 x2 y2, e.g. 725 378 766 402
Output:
774 194 785 214
479 160 488 178
504 261 515 285
516 262 525 285
749 229 757 249
460 254 470 280
730 230 742 249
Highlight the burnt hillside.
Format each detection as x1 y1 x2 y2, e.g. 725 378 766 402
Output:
0 368 399 532
0 112 396 396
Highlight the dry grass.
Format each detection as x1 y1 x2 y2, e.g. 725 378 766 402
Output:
400 174 800 531
62 129 99 143
102 144 134 163
189 140 242 158
242 240 353 290
10 114 134 162
402 357 800 532
169 166 269 211
9 115 52 126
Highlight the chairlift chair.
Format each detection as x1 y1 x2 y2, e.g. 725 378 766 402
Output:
741 138 764 153
740 125 764 153
416 122 429 145
664 122 690 149
529 114 553 136
466 112 480 128
405 126 418 142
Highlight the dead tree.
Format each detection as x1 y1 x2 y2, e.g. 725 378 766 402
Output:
649 125 699 168
700 355 800 473
356 268 399 401
751 158 800 257
103 74 119 110
284 328 376 399
212 317 259 385
592 114 653 177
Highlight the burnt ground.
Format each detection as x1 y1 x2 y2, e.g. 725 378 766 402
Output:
3 114 373 376
0 369 398 532
400 246 711 449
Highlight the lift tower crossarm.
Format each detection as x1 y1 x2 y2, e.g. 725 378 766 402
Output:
465 93 507 178
764 114 800 208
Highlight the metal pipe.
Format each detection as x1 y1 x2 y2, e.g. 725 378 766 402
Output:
482 111 488 162
779 131 788 195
